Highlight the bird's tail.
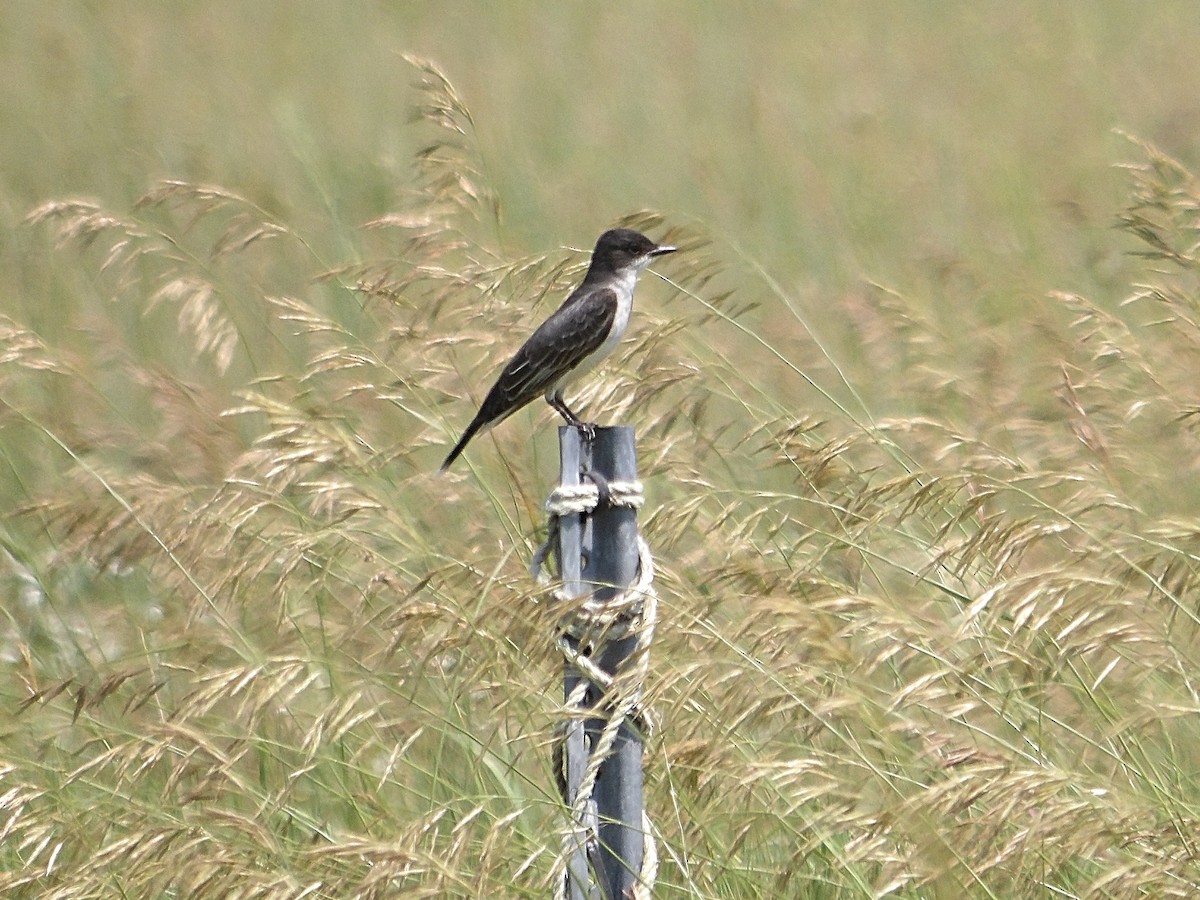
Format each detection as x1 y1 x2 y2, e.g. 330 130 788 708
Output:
440 414 488 471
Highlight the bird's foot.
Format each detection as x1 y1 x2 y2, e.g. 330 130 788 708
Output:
574 420 597 443
549 395 595 442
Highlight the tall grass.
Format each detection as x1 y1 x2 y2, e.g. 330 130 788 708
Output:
3 21 1200 900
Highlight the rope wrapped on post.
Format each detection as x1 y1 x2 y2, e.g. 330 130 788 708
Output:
534 478 652 641
532 474 659 900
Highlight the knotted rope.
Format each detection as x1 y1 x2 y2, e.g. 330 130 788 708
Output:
533 477 658 900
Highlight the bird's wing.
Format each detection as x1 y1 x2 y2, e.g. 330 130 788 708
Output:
475 287 618 423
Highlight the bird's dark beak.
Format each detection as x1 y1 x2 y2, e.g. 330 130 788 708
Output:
651 244 677 257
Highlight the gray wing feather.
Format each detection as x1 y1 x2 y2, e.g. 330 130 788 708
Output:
475 287 617 423
440 286 617 470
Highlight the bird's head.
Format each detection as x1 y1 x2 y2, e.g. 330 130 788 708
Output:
591 228 676 275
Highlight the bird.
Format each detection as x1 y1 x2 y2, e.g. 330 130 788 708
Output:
440 228 676 471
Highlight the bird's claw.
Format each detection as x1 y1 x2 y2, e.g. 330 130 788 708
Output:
575 420 597 443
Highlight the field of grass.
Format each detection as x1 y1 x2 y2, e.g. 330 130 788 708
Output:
4 3 1200 897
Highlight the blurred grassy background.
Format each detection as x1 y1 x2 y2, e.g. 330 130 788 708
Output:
4 2 1200 897
8 3 1196 286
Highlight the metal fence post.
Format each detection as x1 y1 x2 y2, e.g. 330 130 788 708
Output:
555 425 645 900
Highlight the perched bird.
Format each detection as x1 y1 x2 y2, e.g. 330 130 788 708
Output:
441 228 676 471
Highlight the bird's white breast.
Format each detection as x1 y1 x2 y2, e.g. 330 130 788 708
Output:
593 268 636 357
